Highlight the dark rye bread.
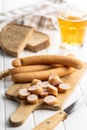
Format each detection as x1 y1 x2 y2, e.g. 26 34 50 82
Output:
25 31 50 52
0 24 34 57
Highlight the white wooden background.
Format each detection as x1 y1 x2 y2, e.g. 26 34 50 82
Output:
0 0 44 12
0 0 87 13
0 0 87 130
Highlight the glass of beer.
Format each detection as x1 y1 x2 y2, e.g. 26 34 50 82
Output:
58 6 87 50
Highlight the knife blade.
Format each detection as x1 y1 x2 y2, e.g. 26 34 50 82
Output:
33 96 86 130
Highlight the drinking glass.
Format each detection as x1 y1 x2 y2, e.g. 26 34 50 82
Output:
58 5 87 50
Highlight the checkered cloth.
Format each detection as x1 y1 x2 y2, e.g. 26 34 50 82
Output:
0 0 64 31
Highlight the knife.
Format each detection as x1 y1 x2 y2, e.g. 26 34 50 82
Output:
33 96 86 130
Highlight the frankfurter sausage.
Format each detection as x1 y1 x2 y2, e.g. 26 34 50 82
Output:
0 69 11 79
0 64 62 79
12 66 75 83
10 65 54 75
44 95 58 105
12 55 83 69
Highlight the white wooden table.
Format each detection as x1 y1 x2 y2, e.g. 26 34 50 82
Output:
0 28 87 130
1 1 87 129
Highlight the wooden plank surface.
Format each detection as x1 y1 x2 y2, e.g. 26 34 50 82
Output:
0 29 86 130
0 3 87 129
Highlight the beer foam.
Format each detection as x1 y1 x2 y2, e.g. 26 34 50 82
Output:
58 11 87 22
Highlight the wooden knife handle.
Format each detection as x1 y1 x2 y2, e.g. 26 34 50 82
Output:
33 110 67 130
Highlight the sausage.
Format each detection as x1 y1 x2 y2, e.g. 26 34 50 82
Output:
0 69 11 79
39 89 49 98
31 79 41 85
50 53 75 68
0 54 75 79
44 95 58 105
0 64 62 79
47 84 58 96
10 65 55 75
12 55 83 69
58 83 70 93
12 66 75 83
39 81 49 89
48 74 63 86
18 88 30 99
27 94 38 104
28 85 43 95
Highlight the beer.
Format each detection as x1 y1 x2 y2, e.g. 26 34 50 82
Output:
58 11 87 49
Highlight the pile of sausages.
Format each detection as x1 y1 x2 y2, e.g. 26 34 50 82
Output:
1 54 83 105
10 54 83 83
18 74 71 105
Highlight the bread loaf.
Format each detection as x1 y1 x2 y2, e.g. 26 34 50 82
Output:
25 31 50 52
0 24 34 57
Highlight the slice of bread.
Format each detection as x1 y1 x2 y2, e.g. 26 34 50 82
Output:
25 31 50 52
0 24 34 57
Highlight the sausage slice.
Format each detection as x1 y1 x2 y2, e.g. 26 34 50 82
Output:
49 74 63 86
58 83 70 93
39 81 49 89
18 88 30 99
31 79 41 85
27 94 38 104
39 89 49 98
44 95 58 105
47 84 58 96
28 85 43 95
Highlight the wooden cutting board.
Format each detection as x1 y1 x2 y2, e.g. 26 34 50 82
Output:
6 63 87 127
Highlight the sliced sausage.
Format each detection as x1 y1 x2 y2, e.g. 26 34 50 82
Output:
58 83 71 93
28 85 43 95
39 89 49 98
47 84 58 96
39 81 49 89
44 95 58 105
48 74 63 86
27 94 38 104
31 79 41 85
18 88 30 99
